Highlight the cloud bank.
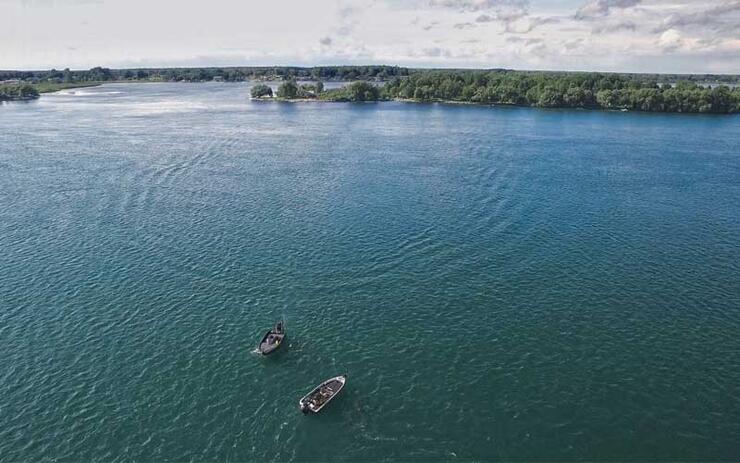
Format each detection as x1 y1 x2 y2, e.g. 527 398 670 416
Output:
1 0 738 73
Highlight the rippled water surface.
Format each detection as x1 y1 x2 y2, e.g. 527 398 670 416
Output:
1 83 739 461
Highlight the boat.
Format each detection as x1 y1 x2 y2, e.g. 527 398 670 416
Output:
299 375 346 414
257 320 286 355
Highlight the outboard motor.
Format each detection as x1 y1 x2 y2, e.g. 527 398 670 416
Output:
300 402 309 414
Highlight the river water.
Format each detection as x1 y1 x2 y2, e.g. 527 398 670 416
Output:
1 82 739 461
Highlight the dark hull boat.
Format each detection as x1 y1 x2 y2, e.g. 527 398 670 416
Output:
257 320 285 355
299 375 346 414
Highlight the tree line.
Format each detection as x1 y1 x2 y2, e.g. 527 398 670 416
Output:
253 71 739 113
0 84 39 101
4 65 738 112
0 66 409 83
380 71 740 113
3 65 736 87
252 80 381 102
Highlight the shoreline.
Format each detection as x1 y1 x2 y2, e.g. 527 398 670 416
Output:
250 95 633 112
4 65 737 113
1 81 104 102
8 81 737 115
251 97 322 103
248 95 739 115
38 82 104 94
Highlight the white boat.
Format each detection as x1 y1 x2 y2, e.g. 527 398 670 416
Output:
299 375 346 414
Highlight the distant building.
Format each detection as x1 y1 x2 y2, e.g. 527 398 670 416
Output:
0 79 21 85
212 76 224 82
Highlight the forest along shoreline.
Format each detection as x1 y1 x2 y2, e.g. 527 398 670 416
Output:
250 72 740 114
2 65 739 113
0 81 101 102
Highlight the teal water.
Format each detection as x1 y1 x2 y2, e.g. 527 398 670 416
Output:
1 83 739 461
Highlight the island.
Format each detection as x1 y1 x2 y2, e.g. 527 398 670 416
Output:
2 66 739 113
255 71 740 114
381 70 740 113
0 84 39 101
0 80 103 102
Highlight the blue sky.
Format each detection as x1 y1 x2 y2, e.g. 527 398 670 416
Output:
1 0 738 73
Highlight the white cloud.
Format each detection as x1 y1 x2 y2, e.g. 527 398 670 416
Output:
653 1 740 33
575 0 641 20
429 0 528 12
658 28 684 51
0 0 738 73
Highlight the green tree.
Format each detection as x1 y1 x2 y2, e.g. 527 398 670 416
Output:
709 86 732 113
0 84 39 101
596 89 616 109
318 81 383 101
535 87 563 107
346 81 380 101
413 85 435 101
277 79 299 98
250 84 273 98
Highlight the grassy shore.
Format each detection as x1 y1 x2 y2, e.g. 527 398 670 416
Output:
33 81 103 93
1 81 103 101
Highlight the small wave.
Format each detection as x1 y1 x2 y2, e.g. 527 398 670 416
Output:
362 432 398 442
58 90 124 96
127 101 209 116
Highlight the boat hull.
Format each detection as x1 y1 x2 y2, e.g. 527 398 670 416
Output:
256 321 286 355
299 375 346 414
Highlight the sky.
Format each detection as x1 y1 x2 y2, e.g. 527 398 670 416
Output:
1 0 739 73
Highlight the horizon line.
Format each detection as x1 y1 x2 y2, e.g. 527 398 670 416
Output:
3 63 739 77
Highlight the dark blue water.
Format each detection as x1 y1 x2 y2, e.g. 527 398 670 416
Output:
1 83 739 461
